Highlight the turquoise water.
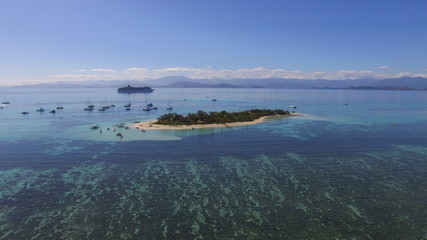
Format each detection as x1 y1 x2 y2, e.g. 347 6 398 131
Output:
0 88 426 239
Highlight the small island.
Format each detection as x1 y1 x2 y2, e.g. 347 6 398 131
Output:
134 109 297 130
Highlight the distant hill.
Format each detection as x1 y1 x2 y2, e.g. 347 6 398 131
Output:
159 81 239 88
229 77 427 89
348 86 423 90
153 76 427 89
372 77 427 88
226 77 427 89
2 76 427 90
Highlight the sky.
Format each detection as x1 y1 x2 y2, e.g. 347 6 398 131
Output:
1 0 427 86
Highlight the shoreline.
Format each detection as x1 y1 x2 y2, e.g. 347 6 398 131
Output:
134 113 302 130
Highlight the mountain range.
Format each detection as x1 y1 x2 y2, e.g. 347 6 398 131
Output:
2 76 427 90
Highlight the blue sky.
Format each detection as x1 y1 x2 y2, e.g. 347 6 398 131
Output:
1 0 426 85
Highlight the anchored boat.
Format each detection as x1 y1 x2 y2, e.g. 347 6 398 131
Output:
117 85 154 93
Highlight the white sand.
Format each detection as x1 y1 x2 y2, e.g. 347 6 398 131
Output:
134 113 301 130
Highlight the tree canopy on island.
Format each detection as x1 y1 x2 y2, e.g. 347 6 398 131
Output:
156 109 290 125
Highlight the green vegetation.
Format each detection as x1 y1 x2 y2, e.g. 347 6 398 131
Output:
156 109 290 125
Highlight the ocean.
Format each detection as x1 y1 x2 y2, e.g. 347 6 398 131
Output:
0 88 426 239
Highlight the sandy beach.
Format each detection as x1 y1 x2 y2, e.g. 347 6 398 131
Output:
134 113 301 130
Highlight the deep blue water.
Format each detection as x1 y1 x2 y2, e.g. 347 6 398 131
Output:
0 88 426 239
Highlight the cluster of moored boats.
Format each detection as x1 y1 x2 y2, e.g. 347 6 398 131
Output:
20 103 64 115
90 120 146 139
3 97 311 117
83 101 173 112
12 101 174 115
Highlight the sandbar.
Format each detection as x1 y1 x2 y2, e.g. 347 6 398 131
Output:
134 113 302 130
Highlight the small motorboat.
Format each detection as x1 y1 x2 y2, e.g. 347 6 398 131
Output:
21 111 29 115
50 109 56 114
289 105 297 109
91 125 100 129
36 108 46 112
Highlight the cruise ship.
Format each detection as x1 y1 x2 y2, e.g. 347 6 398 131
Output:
117 85 154 93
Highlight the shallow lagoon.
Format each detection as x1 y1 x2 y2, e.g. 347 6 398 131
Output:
0 88 426 239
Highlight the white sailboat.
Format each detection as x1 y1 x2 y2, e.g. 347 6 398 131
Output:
143 98 152 111
2 96 10 104
166 99 173 110
84 98 95 111
56 102 64 109
344 99 349 105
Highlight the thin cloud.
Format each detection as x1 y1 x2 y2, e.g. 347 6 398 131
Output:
50 67 427 82
90 68 116 72
126 67 149 72
377 65 390 69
